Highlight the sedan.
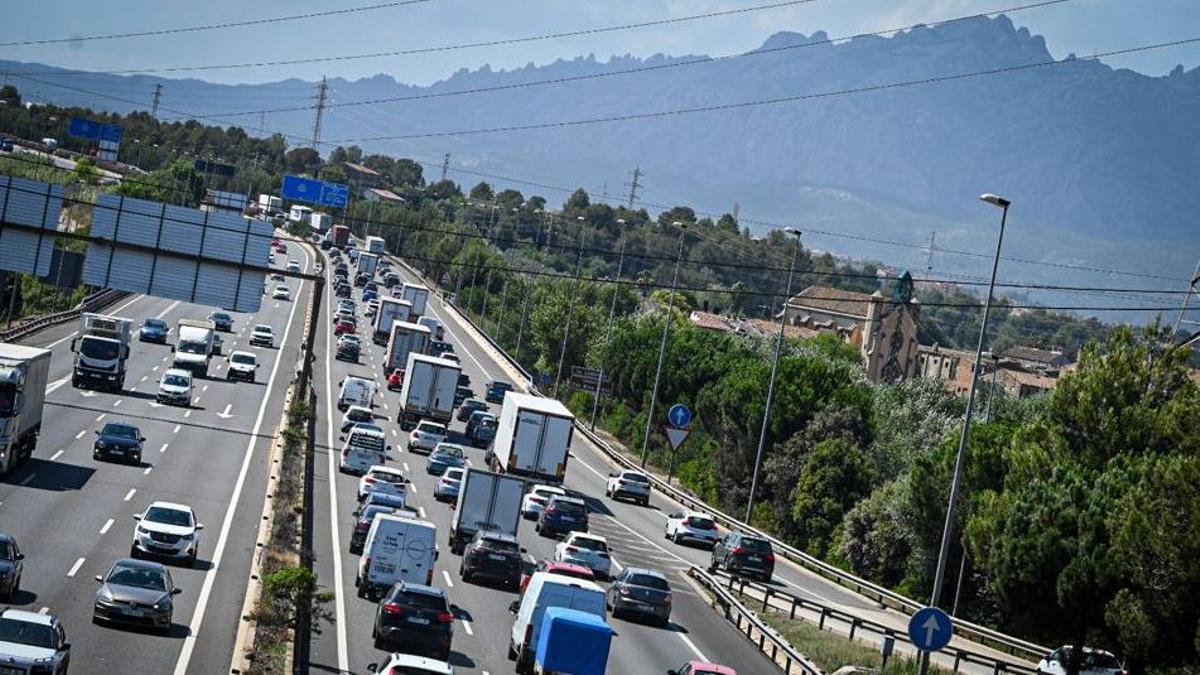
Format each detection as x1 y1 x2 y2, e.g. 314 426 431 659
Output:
340 405 374 433
93 558 181 634
334 319 356 336
357 465 407 503
94 422 145 464
435 468 464 503
426 443 467 475
553 532 612 580
139 318 169 343
272 285 291 300
208 311 233 332
664 511 720 548
407 421 447 454
456 399 488 422
387 368 405 391
608 567 672 626
131 501 204 566
0 534 24 600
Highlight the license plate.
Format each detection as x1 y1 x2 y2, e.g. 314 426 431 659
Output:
747 556 761 562
407 616 430 625
561 516 576 522
0 665 24 675
487 554 506 561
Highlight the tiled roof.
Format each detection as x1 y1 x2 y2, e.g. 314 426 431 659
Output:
746 318 821 340
689 311 733 332
343 162 382 177
368 188 406 202
787 285 875 319
1002 345 1069 365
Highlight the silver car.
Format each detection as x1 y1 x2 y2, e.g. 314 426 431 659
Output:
93 558 180 634
0 608 70 673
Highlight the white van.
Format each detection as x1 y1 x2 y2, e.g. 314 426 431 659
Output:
338 376 375 411
356 514 438 600
339 426 389 475
417 316 444 341
508 571 607 671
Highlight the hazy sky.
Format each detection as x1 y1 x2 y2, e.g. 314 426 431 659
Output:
3 0 1199 87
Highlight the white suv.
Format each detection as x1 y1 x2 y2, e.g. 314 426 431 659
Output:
131 501 204 566
522 484 566 520
0 608 69 673
250 324 275 348
1037 647 1124 675
226 350 258 382
605 470 651 506
664 510 720 547
407 421 447 454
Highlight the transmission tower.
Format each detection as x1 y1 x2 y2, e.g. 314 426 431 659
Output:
1172 256 1200 340
732 201 740 225
150 84 163 118
310 77 329 149
625 165 643 210
926 232 937 272
441 153 450 182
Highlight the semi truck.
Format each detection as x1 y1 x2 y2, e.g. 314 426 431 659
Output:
373 297 413 346
173 319 216 378
366 235 386 255
310 212 333 233
357 252 379 279
488 392 575 485
0 343 50 476
400 282 430 318
332 224 350 249
70 313 132 391
397 353 460 430
384 321 430 373
450 468 525 554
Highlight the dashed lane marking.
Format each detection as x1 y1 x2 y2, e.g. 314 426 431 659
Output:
99 519 114 534
66 558 85 578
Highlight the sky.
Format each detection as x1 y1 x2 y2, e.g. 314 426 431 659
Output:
2 0 1199 87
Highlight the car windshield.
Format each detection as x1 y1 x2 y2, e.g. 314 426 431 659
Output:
552 500 586 515
107 565 167 591
163 374 189 387
80 338 120 360
144 319 166 330
177 340 206 354
687 516 716 530
416 423 444 435
212 313 230 322
145 506 192 527
444 470 464 482
1085 653 1122 669
348 408 371 422
480 536 519 553
622 473 650 483
348 431 385 452
629 574 670 590
436 446 463 458
231 353 256 365
739 537 773 553
254 326 273 335
369 470 404 484
0 618 56 649
571 537 607 552
103 424 140 439
0 385 13 417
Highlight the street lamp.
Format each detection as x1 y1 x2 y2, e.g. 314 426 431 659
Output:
744 227 802 523
553 230 586 399
591 218 628 429
920 193 1010 675
641 221 688 467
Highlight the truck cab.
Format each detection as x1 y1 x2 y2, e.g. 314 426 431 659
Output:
173 319 215 378
71 313 132 391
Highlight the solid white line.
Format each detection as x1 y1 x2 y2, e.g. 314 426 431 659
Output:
99 518 114 534
74 430 85 440
442 570 455 588
154 299 182 320
123 488 136 501
66 557 85 578
676 631 709 661
461 618 474 636
159 443 168 453
49 450 63 461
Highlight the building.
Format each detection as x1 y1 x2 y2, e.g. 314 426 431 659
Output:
342 162 385 190
999 346 1073 373
918 344 1063 399
916 344 980 395
200 189 248 216
363 187 406 204
688 311 734 333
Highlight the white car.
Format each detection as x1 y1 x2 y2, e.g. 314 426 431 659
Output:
522 484 566 520
605 470 651 506
1037 647 1124 675
363 653 452 675
357 465 407 503
664 510 720 547
131 501 204 566
553 532 612 580
250 324 275 348
286 260 301 273
226 350 258 382
156 368 193 406
272 285 291 300
364 300 380 318
0 609 70 673
340 405 374 433
407 421 447 454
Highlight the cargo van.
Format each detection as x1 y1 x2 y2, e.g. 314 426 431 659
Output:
339 426 390 475
356 514 438 600
338 376 375 412
509 572 607 672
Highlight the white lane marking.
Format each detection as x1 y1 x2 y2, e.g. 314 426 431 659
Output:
155 299 182 319
417 507 426 519
202 384 209 392
172 244 309 675
382 402 389 411
152 365 159 372
38 607 49 615
143 466 153 476
391 429 397 437
161 355 168 362
184 409 192 418
19 474 36 486
95 414 106 422
49 450 63 461
442 570 455 588
66 557 85 578
159 443 169 453
123 489 136 501
45 375 71 395
408 482 417 494
677 631 709 661
74 430 86 440
100 518 114 534
113 399 122 407
402 462 410 473
461 618 474 636
140 375 148 383
172 425 180 434
42 293 146 350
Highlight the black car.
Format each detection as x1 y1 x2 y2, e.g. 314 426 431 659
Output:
0 533 24 600
336 338 360 362
349 503 398 555
384 274 400 289
457 373 471 389
93 422 145 464
459 530 523 589
536 495 589 538
709 532 775 582
372 582 454 658
453 386 473 407
208 312 234 332
364 282 379 295
335 284 352 298
429 340 454 357
354 273 369 287
485 380 513 404
465 411 497 448
608 567 672 626
456 399 487 423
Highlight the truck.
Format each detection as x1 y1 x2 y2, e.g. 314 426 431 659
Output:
0 344 51 476
400 282 430 318
384 321 430 373
173 319 216 378
332 224 350 249
450 468 524 554
488 393 575 485
257 194 283 214
535 607 613 675
397 353 460 430
373 297 413 346
288 204 312 223
356 514 438 599
70 313 132 391
366 235 386 255
357 252 379 279
310 212 333 233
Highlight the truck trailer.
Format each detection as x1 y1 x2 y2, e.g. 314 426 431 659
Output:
397 353 460 430
488 392 575 485
400 282 430 318
373 297 413 346
0 343 50 475
70 313 132 391
332 224 351 249
450 468 525 554
366 235 386 255
384 321 430 374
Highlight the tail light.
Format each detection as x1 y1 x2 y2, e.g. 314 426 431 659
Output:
545 507 557 516
355 522 370 531
426 569 434 585
765 552 776 563
364 477 376 485
732 546 747 555
619 588 631 596
436 611 454 623
382 602 404 614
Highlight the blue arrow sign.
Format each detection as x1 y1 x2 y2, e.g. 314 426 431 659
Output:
908 607 953 652
668 403 693 428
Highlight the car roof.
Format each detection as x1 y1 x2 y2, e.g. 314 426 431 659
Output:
384 653 453 673
544 560 593 575
346 405 371 414
549 494 583 504
163 368 191 378
146 500 193 513
111 557 168 572
416 421 447 430
253 324 273 331
229 350 256 359
685 662 738 675
393 581 446 598
0 608 54 626
534 485 566 494
681 510 714 519
568 532 607 544
478 530 518 543
622 567 667 580
367 465 403 476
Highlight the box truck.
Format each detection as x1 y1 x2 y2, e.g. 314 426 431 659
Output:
257 194 282 214
384 322 430 375
332 224 350 249
366 235 386 255
488 393 575 485
0 344 50 475
310 212 333 233
357 252 379 279
398 353 460 430
400 283 430 318
70 313 132 391
288 204 312 223
373 297 414 346
450 468 525 554
173 319 216 378
355 514 438 599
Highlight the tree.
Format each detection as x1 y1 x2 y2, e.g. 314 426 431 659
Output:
564 188 590 212
790 438 876 557
284 147 321 175
469 181 494 201
0 85 20 107
70 156 100 185
390 158 424 188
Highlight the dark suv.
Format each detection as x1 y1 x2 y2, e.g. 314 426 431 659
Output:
459 530 523 590
372 582 454 659
536 495 589 538
710 532 775 582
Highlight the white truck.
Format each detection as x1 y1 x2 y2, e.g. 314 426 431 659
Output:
173 319 216 378
310 212 333 233
288 204 312 223
384 321 430 374
357 252 379 279
400 282 430 318
356 514 438 599
373 297 413 346
488 393 575 485
366 235 386 255
70 313 132 391
450 468 525 554
257 194 283 214
397 353 460 430
0 344 50 476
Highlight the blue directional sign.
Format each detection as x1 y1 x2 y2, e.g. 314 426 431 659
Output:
319 181 350 208
908 607 953 652
68 117 101 140
99 123 123 144
668 403 693 428
282 174 350 208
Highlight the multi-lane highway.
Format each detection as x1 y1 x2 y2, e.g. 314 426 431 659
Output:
4 238 311 675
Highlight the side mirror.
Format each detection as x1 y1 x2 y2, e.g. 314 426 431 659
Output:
132 514 141 521
15 553 24 561
70 338 78 352
366 665 379 674
94 430 100 436
508 601 519 614
94 575 103 583
196 524 205 530
520 547 527 554
608 472 619 478
171 588 183 595
140 437 147 442
61 642 70 651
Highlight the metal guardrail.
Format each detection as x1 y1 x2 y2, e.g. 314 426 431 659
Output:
0 288 129 342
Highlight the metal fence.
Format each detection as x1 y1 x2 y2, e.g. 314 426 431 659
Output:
0 288 128 342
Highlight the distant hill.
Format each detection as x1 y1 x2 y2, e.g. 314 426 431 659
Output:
5 15 1200 317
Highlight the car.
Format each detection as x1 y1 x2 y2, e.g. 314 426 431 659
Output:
709 532 775 582
208 311 233 332
429 340 454 357
250 324 275 347
668 661 739 675
434 467 464 503
334 319 356 335
407 421 447 454
518 559 594 595
286 260 300 273
131 501 203 566
1037 647 1125 675
465 411 497 448
211 332 224 356
333 308 356 324
456 373 471 389
92 558 181 633
275 243 287 254
373 582 455 658
272 285 291 300
459 530 522 589
314 263 324 275
608 567 672 626
0 138 13 153
0 608 70 673
453 385 473 407
355 273 369 287
665 511 720 548
553 532 612 580
364 652 454 675
334 284 352 298
270 272 285 282
94 421 145 464
606 469 652 506
384 274 401 289
139 318 169 343
485 380 513 404
349 502 399 555
156 369 193 407
363 301 379 318
426 443 467 475
364 282 379 294
0 534 24 600
387 368 405 391
456 398 488 422
362 290 378 304
226 350 259 382
522 485 566 520
357 465 407 503
336 337 360 362
536 494 589 537
341 405 374 433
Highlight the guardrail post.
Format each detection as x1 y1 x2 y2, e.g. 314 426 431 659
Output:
849 617 859 640
789 597 798 620
992 662 1003 675
818 607 827 630
763 586 772 612
953 652 963 673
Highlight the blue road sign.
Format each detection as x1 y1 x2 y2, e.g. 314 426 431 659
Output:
283 174 350 208
319 182 350 208
99 123 123 144
68 117 101 140
668 403 693 428
908 607 953 652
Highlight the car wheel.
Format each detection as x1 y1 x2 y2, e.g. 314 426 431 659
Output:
188 551 198 568
672 531 681 544
707 557 717 573
507 640 518 661
642 497 650 507
129 545 140 559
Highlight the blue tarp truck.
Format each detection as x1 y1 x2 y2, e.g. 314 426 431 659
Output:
534 606 613 675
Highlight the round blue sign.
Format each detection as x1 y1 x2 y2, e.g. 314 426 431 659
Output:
908 607 953 652
667 403 693 428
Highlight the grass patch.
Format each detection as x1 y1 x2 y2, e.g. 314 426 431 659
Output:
760 610 953 675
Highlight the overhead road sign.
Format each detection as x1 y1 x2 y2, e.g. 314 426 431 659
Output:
908 607 953 652
668 403 693 428
282 174 349 209
68 117 123 144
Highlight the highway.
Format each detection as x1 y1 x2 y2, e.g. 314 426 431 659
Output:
5 239 312 675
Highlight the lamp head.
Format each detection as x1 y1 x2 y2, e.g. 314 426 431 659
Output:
980 193 1011 208
784 227 802 238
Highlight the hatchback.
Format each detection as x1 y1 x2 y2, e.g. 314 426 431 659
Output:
0 534 24 600
349 503 399 555
434 467 464 503
334 319 356 335
710 532 775 582
608 567 672 626
387 368 405 391
357 465 407 502
456 399 487 422
554 532 612 580
92 558 181 633
372 582 454 659
426 443 467 475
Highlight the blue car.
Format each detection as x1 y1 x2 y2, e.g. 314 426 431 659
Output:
139 318 169 343
426 443 467 475
485 380 513 404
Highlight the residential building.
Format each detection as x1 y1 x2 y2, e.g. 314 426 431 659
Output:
342 162 385 189
364 188 406 204
688 311 734 333
999 346 1073 373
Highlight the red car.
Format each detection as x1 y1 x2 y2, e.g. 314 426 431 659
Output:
387 369 405 391
334 319 356 335
519 559 595 595
668 662 737 675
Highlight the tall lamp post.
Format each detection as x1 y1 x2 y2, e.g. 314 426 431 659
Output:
591 218 627 429
744 227 802 523
920 193 1010 675
640 221 688 467
552 224 586 398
